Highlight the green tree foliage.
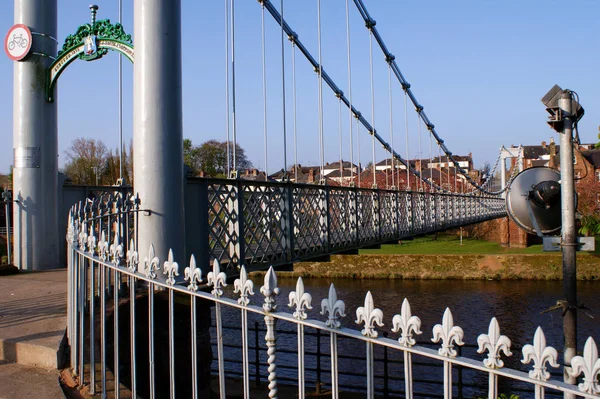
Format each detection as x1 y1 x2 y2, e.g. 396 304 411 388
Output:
184 139 253 177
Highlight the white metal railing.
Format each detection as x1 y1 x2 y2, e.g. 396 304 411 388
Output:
66 199 600 399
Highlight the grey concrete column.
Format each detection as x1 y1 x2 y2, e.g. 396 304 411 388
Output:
12 0 59 270
133 0 185 266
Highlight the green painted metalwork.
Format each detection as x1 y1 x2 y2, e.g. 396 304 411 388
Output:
46 15 134 102
58 19 132 61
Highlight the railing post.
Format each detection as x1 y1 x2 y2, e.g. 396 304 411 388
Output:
254 321 261 386
2 189 11 264
316 329 322 394
457 344 463 399
325 185 331 253
393 191 400 239
375 190 381 242
284 181 295 263
353 188 360 247
383 331 389 399
236 179 246 269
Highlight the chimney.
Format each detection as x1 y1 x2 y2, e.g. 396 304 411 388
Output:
245 169 250 176
549 138 557 168
199 171 205 178
308 168 315 183
541 141 547 149
252 169 258 176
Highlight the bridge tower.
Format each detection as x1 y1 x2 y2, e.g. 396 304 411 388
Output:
11 0 185 270
133 0 185 264
12 0 59 270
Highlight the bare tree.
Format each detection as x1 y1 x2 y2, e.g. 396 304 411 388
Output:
63 138 109 185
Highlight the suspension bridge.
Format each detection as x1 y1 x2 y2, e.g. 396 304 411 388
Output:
8 0 525 273
8 0 600 398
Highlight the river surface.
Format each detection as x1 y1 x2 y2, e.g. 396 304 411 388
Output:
214 278 600 398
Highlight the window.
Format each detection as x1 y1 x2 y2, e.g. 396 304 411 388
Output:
597 193 600 208
596 170 600 183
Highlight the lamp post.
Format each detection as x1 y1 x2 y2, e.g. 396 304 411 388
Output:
541 85 584 398
91 166 100 186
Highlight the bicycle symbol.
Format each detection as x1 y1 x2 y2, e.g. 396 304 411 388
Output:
8 33 28 51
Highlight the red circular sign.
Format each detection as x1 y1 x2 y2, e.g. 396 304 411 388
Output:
4 24 33 61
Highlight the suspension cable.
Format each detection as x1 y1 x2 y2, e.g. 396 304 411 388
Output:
225 0 231 176
317 0 325 183
231 0 238 171
345 0 354 187
259 0 453 194
338 98 343 184
388 63 394 188
261 3 268 181
429 124 433 192
369 29 376 188
357 118 361 187
417 113 422 191
404 92 409 190
280 0 288 177
351 0 504 194
292 41 298 182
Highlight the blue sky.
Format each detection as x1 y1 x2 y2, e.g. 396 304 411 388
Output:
2 0 599 175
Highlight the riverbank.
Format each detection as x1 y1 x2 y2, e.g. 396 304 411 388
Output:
253 253 600 280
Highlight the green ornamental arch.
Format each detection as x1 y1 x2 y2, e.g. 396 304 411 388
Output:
46 8 134 102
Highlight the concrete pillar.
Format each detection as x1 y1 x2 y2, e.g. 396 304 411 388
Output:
133 0 185 266
12 0 59 270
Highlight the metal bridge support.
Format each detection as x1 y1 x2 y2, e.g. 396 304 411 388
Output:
12 0 59 270
133 0 185 268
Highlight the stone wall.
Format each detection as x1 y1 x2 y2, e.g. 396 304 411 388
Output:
458 217 532 248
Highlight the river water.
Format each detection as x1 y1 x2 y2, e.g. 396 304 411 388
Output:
215 278 600 398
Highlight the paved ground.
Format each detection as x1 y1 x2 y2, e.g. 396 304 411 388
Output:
0 361 64 399
0 269 67 398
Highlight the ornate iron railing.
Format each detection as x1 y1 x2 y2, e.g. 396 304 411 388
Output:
189 178 507 274
66 197 600 399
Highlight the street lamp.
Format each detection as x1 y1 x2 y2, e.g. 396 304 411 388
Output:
91 166 100 186
540 85 586 396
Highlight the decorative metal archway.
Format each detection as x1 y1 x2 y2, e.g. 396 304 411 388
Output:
46 5 133 102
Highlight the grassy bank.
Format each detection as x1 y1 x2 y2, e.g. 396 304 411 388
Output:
358 235 600 255
286 253 600 280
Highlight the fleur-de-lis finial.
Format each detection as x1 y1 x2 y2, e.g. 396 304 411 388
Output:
184 255 203 291
163 249 179 286
97 231 109 262
126 238 138 272
432 308 464 357
87 225 97 255
355 291 384 338
260 266 280 312
233 265 254 306
569 337 600 394
477 317 512 369
78 221 88 250
288 277 313 320
521 327 558 381
320 283 346 329
66 213 76 245
144 244 160 279
207 259 227 297
109 233 124 266
391 298 422 347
